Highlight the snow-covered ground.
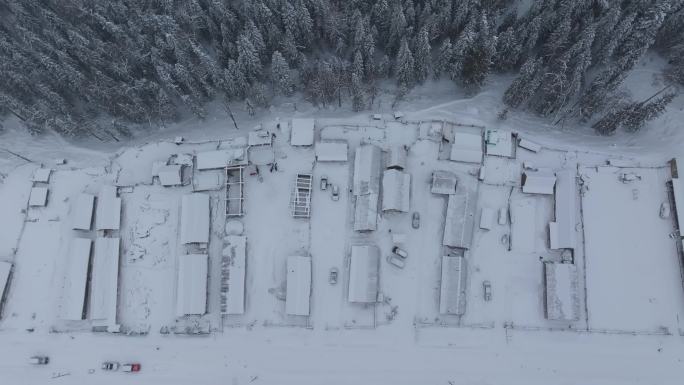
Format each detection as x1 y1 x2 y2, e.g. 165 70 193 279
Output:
1 87 684 384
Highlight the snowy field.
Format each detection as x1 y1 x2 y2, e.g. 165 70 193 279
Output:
1 103 684 384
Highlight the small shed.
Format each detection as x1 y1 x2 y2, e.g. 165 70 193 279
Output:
176 254 208 317
315 141 348 162
485 129 514 158
32 168 52 183
158 164 182 186
387 145 408 170
290 118 315 146
61 238 92 320
180 194 210 245
71 194 95 230
348 245 379 303
518 138 541 153
439 256 467 315
382 169 410 212
285 256 312 316
479 208 495 230
196 149 246 170
544 262 580 321
96 186 121 231
450 132 483 164
522 170 556 195
431 170 458 195
248 129 272 146
29 187 48 207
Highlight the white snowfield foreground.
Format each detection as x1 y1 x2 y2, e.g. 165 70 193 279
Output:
0 115 683 384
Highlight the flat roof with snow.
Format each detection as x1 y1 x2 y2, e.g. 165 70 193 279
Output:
522 170 556 195
382 169 410 212
90 238 120 324
180 194 210 245
443 184 476 249
439 256 467 315
285 256 312 316
549 169 577 250
96 186 121 231
290 118 315 146
518 138 542 153
354 193 379 231
176 254 208 317
248 130 272 146
61 238 92 320
544 262 580 321
450 132 483 164
32 168 52 183
71 193 95 230
353 144 382 195
196 149 246 170
29 187 48 207
431 170 458 195
387 145 407 170
222 236 246 315
315 141 348 162
158 164 182 186
485 129 514 158
348 245 379 303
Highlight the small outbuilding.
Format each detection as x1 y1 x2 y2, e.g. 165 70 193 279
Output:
544 262 580 321
382 169 410 212
71 193 95 230
485 129 514 158
431 170 458 195
180 194 210 245
248 129 273 146
29 187 48 207
196 149 246 170
387 145 408 170
439 256 467 315
176 254 209 317
32 168 52 183
348 245 379 303
285 256 312 316
518 138 542 153
290 118 315 146
315 141 348 162
522 170 556 195
158 164 182 186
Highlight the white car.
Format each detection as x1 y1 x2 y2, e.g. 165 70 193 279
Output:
320 175 328 190
331 184 340 201
387 254 405 269
392 246 408 259
102 361 120 371
28 356 49 365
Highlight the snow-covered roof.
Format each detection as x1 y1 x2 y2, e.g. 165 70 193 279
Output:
28 187 48 207
672 178 684 237
315 141 348 162
522 170 556 195
431 170 458 195
353 144 382 195
518 138 541 153
158 164 182 186
180 194 210 244
248 130 272 146
549 169 576 249
193 171 223 192
382 169 410 212
90 238 120 324
544 262 580 321
354 193 379 231
443 186 476 249
439 256 467 315
290 118 315 146
450 132 483 164
387 145 407 170
222 235 246 315
0 261 11 304
485 129 514 158
348 245 379 303
196 149 246 170
71 193 95 230
61 238 92 320
176 254 208 317
32 168 52 183
480 208 495 230
96 186 121 231
285 256 312 316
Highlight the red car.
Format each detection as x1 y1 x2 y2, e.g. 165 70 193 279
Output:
121 363 141 372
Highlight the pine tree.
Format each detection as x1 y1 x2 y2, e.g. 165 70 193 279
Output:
395 37 415 89
237 34 262 82
350 72 365 111
271 51 293 96
414 27 431 83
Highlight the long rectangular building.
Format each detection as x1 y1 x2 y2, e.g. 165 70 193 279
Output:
180 194 210 245
61 238 92 320
71 194 95 230
439 256 467 315
176 254 208 317
96 186 121 231
222 236 246 315
285 256 312 316
549 169 577 250
89 238 120 325
348 245 379 303
544 262 580 321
